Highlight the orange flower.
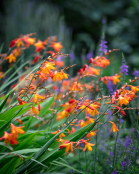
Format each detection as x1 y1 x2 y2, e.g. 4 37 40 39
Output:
41 61 55 74
37 71 48 81
55 61 64 67
86 130 97 138
59 140 74 154
33 93 45 103
50 42 63 52
31 106 39 115
109 74 120 85
10 123 25 138
5 53 16 63
109 121 119 132
117 95 129 107
0 131 18 146
15 118 23 125
12 48 22 57
76 120 87 128
18 97 27 105
86 67 100 76
52 70 69 82
22 36 36 46
34 40 46 52
56 110 69 121
83 141 95 152
128 85 139 93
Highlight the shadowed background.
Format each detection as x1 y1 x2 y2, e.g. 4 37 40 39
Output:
0 0 139 74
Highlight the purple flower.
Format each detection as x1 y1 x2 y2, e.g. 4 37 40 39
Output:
120 55 128 75
124 136 132 147
121 158 130 170
117 118 124 123
121 161 126 167
102 18 107 24
120 65 128 75
86 51 93 60
99 38 108 54
133 70 139 77
111 171 117 174
70 50 75 61
107 80 114 94
110 151 114 156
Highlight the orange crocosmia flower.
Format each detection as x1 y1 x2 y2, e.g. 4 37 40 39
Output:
69 82 83 92
34 40 46 52
111 95 116 104
128 85 139 93
17 39 24 48
117 95 129 107
93 56 110 69
9 38 18 48
50 42 63 52
114 106 126 117
79 101 100 117
37 71 48 81
0 131 18 146
61 70 69 79
52 70 69 82
52 129 61 135
16 118 23 125
42 61 55 74
59 133 66 139
56 110 69 121
99 76 108 85
83 141 95 152
52 71 62 82
110 74 120 85
59 140 74 154
76 120 87 128
31 106 39 115
86 67 100 76
5 53 16 63
18 97 27 105
33 93 45 103
86 130 97 138
55 61 64 67
85 117 95 124
33 56 41 64
12 48 22 57
109 121 119 132
67 127 76 135
22 36 36 46
10 123 25 138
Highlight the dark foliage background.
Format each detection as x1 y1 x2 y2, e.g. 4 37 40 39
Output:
0 0 139 71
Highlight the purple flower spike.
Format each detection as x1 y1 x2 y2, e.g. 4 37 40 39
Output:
133 70 139 77
70 50 75 61
107 80 114 95
86 51 93 60
120 55 128 75
99 38 108 54
110 151 114 156
111 171 117 174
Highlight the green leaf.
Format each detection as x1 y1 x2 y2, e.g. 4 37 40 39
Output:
0 43 4 54
51 161 84 174
0 148 40 160
0 103 31 133
0 157 21 174
0 91 12 113
15 133 37 151
39 96 54 117
0 142 13 151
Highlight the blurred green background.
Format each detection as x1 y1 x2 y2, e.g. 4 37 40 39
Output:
0 0 139 74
